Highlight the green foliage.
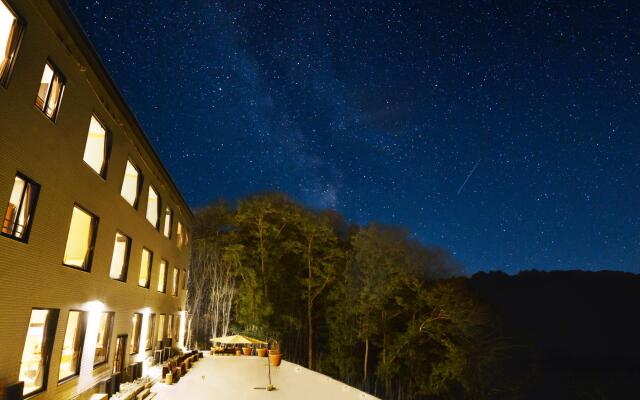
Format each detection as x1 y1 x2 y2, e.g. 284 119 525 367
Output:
189 193 507 399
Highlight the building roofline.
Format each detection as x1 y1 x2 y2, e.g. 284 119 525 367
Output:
48 0 194 220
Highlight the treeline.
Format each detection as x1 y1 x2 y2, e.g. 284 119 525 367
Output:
186 192 508 399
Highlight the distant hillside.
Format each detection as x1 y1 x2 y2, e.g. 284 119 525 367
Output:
468 270 640 399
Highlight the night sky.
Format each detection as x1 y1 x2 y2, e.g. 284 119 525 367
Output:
67 1 639 274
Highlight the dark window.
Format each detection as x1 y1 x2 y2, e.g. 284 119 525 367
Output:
2 173 39 242
35 62 65 120
58 310 87 382
18 308 59 397
0 0 24 87
62 205 99 271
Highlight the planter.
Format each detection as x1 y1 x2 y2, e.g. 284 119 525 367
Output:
257 348 268 357
268 351 282 366
242 347 252 356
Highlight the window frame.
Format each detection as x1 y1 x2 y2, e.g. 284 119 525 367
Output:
171 267 179 297
182 269 187 290
19 307 59 398
145 185 161 230
109 230 131 282
1 171 40 243
129 313 143 355
34 60 65 122
93 311 114 368
82 114 111 179
157 259 168 293
145 313 155 351
62 204 99 272
163 207 172 238
0 0 25 88
120 159 143 209
57 310 87 384
137 247 153 289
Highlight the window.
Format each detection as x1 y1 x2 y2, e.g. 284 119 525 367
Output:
82 115 110 177
183 269 187 290
166 315 173 339
163 207 172 238
19 308 59 397
172 314 180 341
120 160 141 207
145 185 160 228
94 312 113 366
129 313 142 355
58 310 86 382
171 267 179 296
145 314 155 351
156 314 165 347
176 221 183 249
109 232 130 281
0 0 23 86
63 206 98 270
157 259 167 293
2 173 40 242
63 206 99 270
138 248 152 288
35 62 65 120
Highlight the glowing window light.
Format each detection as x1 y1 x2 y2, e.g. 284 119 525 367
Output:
82 115 109 176
145 186 160 228
63 206 98 270
138 248 153 288
120 160 141 207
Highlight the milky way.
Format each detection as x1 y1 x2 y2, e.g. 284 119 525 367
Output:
67 0 640 273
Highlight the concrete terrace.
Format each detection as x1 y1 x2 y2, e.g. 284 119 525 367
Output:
151 355 378 400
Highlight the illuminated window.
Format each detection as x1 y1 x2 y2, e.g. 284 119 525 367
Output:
172 314 180 340
94 312 113 366
171 267 179 296
163 207 172 238
63 205 98 270
2 173 39 242
145 314 155 351
109 232 130 281
19 308 59 397
167 315 173 339
35 62 65 120
182 269 187 290
138 248 152 288
157 259 167 293
58 310 86 382
0 0 23 86
129 313 142 355
145 185 160 228
176 221 183 249
82 115 110 177
156 314 165 346
120 160 141 207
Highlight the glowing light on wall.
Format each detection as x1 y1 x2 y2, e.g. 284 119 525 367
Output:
178 310 187 349
78 301 104 390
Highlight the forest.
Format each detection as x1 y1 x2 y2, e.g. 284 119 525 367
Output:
185 192 640 399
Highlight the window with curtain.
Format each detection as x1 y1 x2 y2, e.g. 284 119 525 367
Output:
63 206 98 270
156 314 165 347
19 308 59 397
120 160 141 207
138 248 152 288
34 62 65 120
109 232 130 281
2 173 40 242
176 221 183 249
171 267 179 296
94 312 113 366
145 314 155 351
58 311 86 381
157 259 167 293
163 207 172 238
129 313 142 355
0 0 23 86
82 115 110 177
145 185 160 228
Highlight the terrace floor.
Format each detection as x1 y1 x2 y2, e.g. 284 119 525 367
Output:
151 354 377 400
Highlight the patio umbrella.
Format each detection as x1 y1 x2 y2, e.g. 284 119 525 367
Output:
210 334 267 345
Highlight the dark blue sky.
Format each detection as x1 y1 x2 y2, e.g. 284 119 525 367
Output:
68 0 639 274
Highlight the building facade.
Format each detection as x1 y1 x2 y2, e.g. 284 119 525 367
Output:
0 0 192 398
